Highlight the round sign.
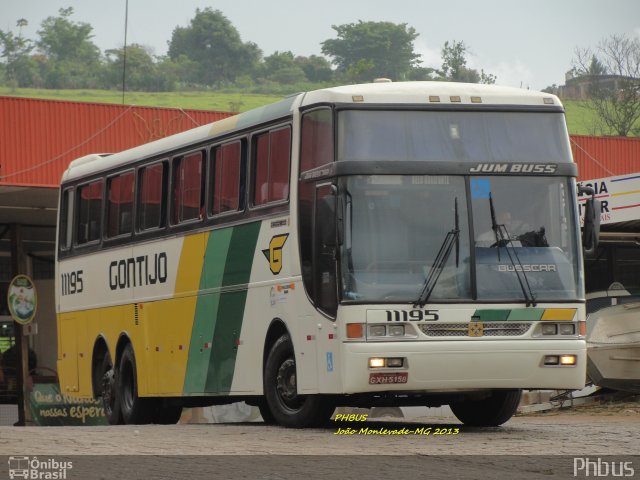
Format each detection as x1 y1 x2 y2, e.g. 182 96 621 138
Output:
7 274 38 325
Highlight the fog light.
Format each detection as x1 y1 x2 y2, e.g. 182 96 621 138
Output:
386 358 404 368
544 355 559 365
559 323 575 335
388 325 405 336
369 325 386 337
560 354 577 366
542 324 558 335
369 357 385 368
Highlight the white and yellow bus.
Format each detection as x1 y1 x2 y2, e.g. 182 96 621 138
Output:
56 82 598 427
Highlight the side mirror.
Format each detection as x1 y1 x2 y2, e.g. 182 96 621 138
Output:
578 185 600 255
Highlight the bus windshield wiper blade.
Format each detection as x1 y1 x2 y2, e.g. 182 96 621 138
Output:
488 194 537 307
414 198 460 308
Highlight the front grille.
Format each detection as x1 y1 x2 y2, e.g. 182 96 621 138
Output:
419 322 532 337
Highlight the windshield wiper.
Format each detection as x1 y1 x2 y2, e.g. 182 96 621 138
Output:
414 198 460 308
488 194 537 307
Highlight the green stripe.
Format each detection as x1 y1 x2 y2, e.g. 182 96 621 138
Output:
506 308 545 321
183 229 233 394
204 222 262 393
473 308 545 321
472 309 510 321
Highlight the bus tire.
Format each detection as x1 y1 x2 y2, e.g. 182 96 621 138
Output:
99 353 122 425
450 389 522 427
118 344 154 425
264 334 334 428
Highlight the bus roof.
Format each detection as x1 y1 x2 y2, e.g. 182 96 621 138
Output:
300 81 562 108
62 81 562 183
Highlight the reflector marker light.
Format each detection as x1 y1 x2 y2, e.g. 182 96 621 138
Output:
347 323 364 339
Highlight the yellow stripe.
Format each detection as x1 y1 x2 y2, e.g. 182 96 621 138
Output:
143 233 209 394
541 308 576 321
175 234 207 295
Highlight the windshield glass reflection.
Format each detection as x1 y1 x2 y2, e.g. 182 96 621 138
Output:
340 175 471 303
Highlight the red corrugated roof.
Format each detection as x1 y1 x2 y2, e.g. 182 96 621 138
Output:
0 96 234 188
1 96 638 187
572 135 640 180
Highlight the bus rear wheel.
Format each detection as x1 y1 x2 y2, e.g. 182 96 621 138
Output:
450 389 522 427
99 353 122 425
118 344 154 425
264 334 334 428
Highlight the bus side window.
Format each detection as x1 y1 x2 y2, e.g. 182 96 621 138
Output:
59 188 73 250
252 127 291 206
300 108 333 172
106 171 134 238
138 162 166 231
211 140 243 216
172 151 204 224
76 180 103 245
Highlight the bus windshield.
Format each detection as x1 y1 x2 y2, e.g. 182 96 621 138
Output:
339 175 581 303
337 110 572 163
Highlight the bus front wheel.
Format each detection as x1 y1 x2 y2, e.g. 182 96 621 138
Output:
449 389 522 427
264 334 334 428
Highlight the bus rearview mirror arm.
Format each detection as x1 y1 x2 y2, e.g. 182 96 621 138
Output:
578 185 601 256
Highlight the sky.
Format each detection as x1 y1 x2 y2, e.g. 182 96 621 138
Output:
2 0 639 90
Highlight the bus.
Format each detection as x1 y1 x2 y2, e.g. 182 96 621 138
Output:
56 81 599 428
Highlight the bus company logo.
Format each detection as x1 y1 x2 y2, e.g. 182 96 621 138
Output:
468 322 484 337
8 456 73 479
468 163 557 174
262 234 289 275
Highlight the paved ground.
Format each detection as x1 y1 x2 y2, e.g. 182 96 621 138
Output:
0 400 638 479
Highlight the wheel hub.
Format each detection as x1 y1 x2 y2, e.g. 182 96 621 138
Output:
276 358 298 404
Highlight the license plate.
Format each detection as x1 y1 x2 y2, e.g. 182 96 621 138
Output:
369 372 408 385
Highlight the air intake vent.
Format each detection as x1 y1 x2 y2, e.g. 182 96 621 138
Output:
419 322 532 337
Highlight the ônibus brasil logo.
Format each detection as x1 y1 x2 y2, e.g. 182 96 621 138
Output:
8 456 72 479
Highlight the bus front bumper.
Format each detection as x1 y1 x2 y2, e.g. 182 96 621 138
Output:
341 339 587 394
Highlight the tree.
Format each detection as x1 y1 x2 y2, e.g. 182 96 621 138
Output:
295 55 333 82
167 8 261 86
0 19 41 87
573 34 640 136
260 51 307 84
36 7 102 88
321 21 421 82
105 44 159 91
439 40 496 84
